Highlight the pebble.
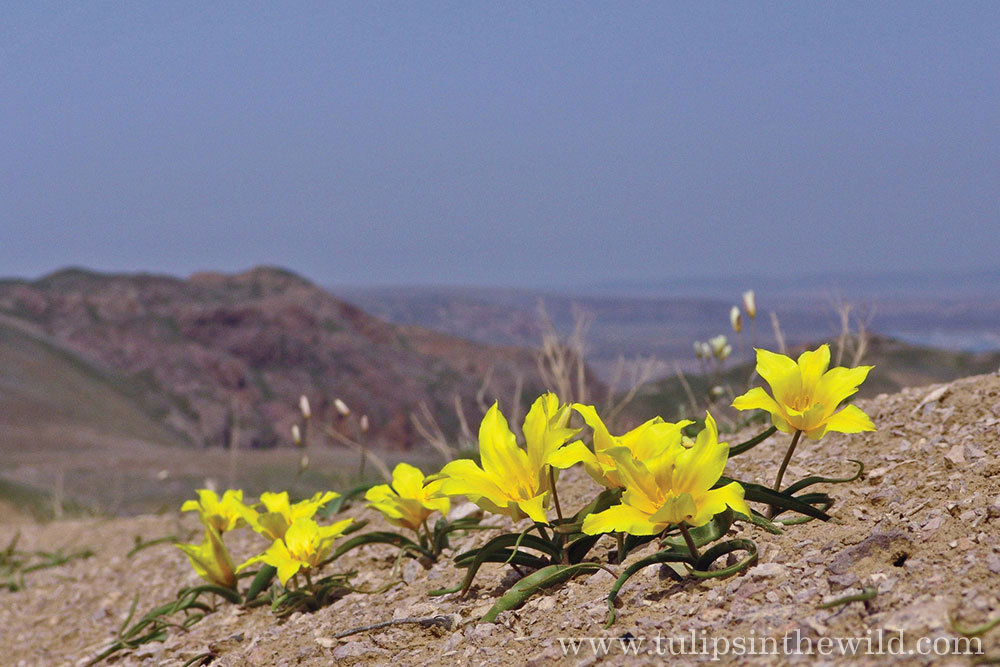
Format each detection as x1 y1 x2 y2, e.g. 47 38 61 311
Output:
749 562 787 578
945 444 966 465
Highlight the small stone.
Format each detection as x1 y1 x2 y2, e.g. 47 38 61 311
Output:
828 573 859 589
945 445 966 466
750 562 787 578
922 516 945 533
401 559 422 584
987 554 1000 574
332 641 375 660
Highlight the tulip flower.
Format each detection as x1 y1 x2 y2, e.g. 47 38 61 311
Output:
239 517 353 586
731 345 874 441
548 404 693 489
175 526 237 589
243 490 339 541
581 413 749 536
438 393 576 524
181 489 247 533
732 344 875 494
365 463 450 533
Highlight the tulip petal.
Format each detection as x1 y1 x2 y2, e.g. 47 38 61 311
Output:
516 494 549 525
582 504 660 535
438 459 509 508
754 348 801 405
796 345 831 395
816 365 873 409
687 483 750 527
478 404 532 493
672 414 728 495
390 462 425 498
647 493 698 527
816 404 876 437
604 447 661 514
573 403 616 454
546 440 597 469
622 418 691 461
731 386 781 414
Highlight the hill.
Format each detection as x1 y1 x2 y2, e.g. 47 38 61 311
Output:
0 268 542 454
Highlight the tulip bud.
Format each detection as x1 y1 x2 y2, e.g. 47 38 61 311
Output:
360 414 370 433
299 395 311 420
694 341 705 359
334 398 351 417
730 306 742 333
709 335 728 358
291 424 302 446
742 290 756 319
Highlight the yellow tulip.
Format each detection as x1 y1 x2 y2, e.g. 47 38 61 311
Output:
175 526 237 589
438 393 576 524
238 517 353 586
731 345 875 440
582 414 749 535
548 404 693 489
365 463 450 532
180 489 247 533
244 490 339 541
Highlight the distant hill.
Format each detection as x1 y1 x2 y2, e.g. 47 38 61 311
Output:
0 268 543 452
339 284 1000 379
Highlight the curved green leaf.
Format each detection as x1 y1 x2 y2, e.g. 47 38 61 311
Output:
782 459 864 495
605 550 694 627
728 426 778 457
481 563 601 623
690 538 757 579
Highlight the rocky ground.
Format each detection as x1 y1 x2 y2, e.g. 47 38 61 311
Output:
2 372 999 665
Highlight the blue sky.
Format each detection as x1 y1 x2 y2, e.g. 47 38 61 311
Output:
2 2 998 288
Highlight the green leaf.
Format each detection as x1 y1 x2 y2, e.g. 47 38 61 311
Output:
690 538 758 579
244 565 277 603
481 563 601 623
728 426 777 456
442 532 561 597
329 531 432 562
661 508 734 551
725 478 831 520
605 551 694 627
782 459 864 495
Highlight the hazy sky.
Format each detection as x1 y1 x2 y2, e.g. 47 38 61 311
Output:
2 2 998 288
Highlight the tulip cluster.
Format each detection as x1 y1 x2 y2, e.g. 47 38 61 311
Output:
165 344 874 633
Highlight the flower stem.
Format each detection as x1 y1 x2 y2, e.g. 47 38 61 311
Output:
548 467 564 523
615 533 624 565
678 523 700 561
768 429 803 519
772 429 803 492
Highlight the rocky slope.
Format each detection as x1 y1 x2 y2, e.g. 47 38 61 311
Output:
0 268 543 451
2 371 999 665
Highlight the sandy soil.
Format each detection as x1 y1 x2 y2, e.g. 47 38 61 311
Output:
3 371 999 666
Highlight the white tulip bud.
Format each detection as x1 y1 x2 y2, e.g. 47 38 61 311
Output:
709 335 729 358
360 414 370 433
730 306 743 333
742 290 757 319
291 424 302 446
334 398 351 417
298 395 311 419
